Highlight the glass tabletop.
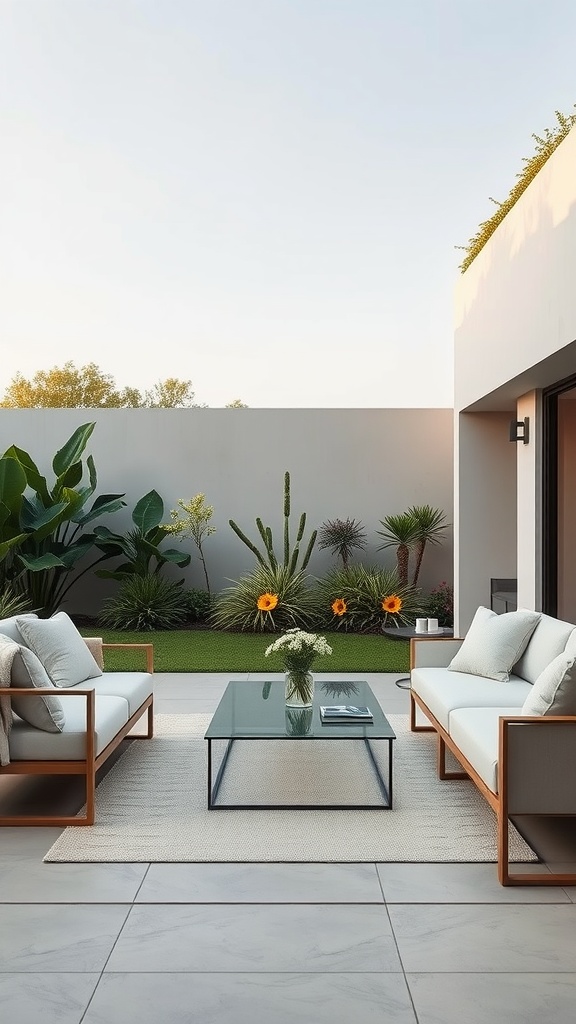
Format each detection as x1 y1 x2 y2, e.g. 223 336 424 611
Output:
204 680 396 740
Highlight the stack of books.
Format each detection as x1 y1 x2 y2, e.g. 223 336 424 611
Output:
320 705 373 722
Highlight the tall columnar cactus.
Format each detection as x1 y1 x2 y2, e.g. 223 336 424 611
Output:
229 471 317 575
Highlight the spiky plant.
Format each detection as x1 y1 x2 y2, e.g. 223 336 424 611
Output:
317 517 367 569
313 564 422 633
0 582 33 619
376 513 419 584
312 564 370 631
209 564 317 632
407 505 449 587
98 574 189 631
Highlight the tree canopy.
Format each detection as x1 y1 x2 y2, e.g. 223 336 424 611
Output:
0 362 246 408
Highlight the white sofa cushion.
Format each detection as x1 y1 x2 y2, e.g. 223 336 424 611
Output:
79 672 153 717
411 667 531 730
521 653 576 716
513 614 576 684
0 634 65 733
16 612 102 688
8 694 129 760
448 706 520 795
0 613 37 644
447 606 540 682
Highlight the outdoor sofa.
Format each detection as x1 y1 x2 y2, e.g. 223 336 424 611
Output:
0 612 153 827
409 606 576 885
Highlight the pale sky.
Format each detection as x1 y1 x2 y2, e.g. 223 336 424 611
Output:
1 0 576 408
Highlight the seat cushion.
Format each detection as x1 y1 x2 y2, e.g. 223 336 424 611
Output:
8 694 129 761
16 612 102 688
411 667 531 731
522 653 576 716
513 614 576 684
0 633 66 732
448 706 520 795
447 606 540 682
77 672 153 717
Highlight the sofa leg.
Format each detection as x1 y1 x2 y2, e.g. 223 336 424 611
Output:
497 808 511 885
410 692 435 733
437 735 469 780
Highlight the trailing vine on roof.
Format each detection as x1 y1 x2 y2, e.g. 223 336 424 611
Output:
457 105 576 273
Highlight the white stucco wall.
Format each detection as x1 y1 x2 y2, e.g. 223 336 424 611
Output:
1 408 453 614
455 124 576 413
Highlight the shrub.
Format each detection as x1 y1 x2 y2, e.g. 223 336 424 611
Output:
185 587 212 622
209 564 317 632
313 564 423 633
98 574 189 631
423 581 453 626
317 517 367 569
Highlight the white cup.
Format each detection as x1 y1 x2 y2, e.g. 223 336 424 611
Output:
427 617 439 633
415 618 428 633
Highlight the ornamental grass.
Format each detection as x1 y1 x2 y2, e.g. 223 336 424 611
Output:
209 563 317 632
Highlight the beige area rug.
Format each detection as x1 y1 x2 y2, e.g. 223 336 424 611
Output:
44 714 538 864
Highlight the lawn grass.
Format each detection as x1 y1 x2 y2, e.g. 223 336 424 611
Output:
79 628 410 674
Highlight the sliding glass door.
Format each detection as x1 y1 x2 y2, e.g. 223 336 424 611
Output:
543 376 576 619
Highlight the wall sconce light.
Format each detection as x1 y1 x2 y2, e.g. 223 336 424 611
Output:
509 417 529 444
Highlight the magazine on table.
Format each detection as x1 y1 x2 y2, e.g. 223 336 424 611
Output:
320 705 373 721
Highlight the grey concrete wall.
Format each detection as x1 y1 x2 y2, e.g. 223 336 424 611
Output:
0 408 453 614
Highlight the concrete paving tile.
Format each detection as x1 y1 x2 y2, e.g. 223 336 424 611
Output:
377 862 569 903
0 905 130 972
0 973 99 1024
0 861 148 903
406 972 576 1024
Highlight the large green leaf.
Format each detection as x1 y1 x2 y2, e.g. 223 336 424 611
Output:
19 496 69 533
0 456 27 523
17 552 67 570
73 494 126 526
160 547 192 567
52 422 95 477
1 446 50 504
57 536 97 568
132 490 164 534
55 460 83 493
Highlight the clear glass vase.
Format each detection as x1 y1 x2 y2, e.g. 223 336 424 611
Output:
284 669 314 707
285 705 313 736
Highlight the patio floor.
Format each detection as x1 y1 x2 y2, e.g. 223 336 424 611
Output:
2 672 576 1023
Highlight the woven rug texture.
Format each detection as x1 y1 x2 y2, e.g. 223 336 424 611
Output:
44 713 537 863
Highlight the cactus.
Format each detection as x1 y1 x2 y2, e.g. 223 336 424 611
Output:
228 471 317 577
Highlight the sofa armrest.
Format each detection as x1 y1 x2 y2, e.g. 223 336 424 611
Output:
499 715 576 814
83 636 104 670
410 637 464 669
102 643 154 673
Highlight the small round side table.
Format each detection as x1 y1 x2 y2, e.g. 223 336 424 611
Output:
382 626 454 688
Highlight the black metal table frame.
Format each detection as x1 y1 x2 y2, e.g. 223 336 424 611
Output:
206 734 394 811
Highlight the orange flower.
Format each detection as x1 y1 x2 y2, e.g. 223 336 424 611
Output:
382 594 402 614
331 598 347 616
257 592 278 611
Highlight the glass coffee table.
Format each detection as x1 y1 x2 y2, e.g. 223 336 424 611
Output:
204 680 396 811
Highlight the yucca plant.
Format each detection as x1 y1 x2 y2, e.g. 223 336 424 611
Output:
98 574 189 631
317 517 367 569
209 564 317 632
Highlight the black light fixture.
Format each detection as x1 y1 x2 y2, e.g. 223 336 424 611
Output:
509 416 530 444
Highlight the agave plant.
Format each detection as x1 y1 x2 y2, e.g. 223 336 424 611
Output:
98 573 189 631
317 517 367 569
209 563 317 632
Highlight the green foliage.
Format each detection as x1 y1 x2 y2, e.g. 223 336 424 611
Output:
164 494 216 593
407 504 449 586
423 581 453 626
98 574 189 631
210 564 317 632
94 489 191 580
317 517 367 569
184 587 213 622
376 513 419 585
228 471 317 575
313 564 423 633
0 421 126 615
458 106 576 273
0 582 33 619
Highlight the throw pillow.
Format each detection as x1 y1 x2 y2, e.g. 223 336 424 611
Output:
448 605 541 682
15 611 102 688
522 652 576 716
0 632 65 732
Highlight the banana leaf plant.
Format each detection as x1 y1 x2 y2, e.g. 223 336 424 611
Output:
1 422 126 615
94 489 191 580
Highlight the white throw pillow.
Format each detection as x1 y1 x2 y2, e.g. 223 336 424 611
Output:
522 653 576 716
448 606 541 682
15 612 102 688
0 632 65 732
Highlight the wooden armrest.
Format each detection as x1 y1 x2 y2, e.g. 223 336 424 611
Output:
102 643 154 673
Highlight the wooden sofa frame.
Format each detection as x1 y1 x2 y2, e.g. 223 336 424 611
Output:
409 638 576 887
0 643 154 827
